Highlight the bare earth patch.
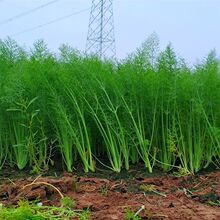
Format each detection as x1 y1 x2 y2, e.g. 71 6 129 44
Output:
0 170 219 219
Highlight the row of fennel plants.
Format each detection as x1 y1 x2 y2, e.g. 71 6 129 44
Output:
0 37 219 174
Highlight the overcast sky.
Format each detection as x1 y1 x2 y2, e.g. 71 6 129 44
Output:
0 0 219 63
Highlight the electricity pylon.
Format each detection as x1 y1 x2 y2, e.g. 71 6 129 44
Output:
86 0 116 59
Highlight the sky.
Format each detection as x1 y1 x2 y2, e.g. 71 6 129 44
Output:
0 0 219 64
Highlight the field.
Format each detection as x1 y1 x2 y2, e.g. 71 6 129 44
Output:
0 38 220 219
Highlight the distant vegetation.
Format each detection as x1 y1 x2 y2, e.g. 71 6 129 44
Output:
0 35 219 174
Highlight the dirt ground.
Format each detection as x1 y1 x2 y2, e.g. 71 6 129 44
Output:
0 166 219 220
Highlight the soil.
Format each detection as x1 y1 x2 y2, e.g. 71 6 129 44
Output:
0 165 219 220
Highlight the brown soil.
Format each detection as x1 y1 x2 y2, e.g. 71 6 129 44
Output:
0 169 219 220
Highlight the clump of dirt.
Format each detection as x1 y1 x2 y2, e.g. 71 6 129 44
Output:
0 170 219 219
0 175 75 205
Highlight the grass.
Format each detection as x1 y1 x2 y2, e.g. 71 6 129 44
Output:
0 36 219 174
0 199 90 220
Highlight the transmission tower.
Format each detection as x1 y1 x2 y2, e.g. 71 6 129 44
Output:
86 0 116 59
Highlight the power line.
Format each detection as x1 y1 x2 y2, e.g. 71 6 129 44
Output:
0 0 60 26
11 7 90 37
